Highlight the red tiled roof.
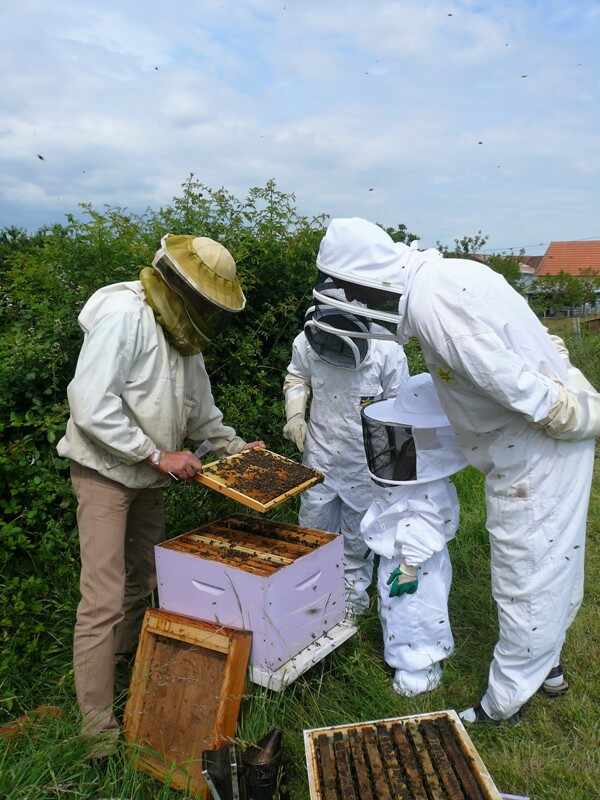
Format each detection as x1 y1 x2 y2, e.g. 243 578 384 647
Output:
537 241 600 276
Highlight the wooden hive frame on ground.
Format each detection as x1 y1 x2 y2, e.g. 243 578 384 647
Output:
194 448 323 512
155 515 349 682
304 710 502 800
124 608 251 798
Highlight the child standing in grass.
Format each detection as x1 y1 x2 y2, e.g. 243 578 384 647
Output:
360 373 466 696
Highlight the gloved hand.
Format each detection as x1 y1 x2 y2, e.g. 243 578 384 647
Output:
539 382 600 441
548 332 570 362
283 414 307 452
387 563 418 598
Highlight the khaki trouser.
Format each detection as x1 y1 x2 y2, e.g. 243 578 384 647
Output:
70 462 165 735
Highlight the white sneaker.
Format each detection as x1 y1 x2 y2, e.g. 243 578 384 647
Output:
459 704 520 726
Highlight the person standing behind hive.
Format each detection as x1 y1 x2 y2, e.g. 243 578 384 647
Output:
282 284 409 615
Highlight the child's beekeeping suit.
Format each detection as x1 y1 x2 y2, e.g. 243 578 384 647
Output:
361 372 467 696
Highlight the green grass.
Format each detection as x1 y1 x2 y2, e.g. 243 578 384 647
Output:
543 316 600 337
1 462 599 800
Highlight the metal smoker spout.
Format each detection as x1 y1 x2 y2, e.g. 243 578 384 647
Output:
244 729 282 766
243 729 288 800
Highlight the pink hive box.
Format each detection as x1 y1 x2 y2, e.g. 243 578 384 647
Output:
155 515 353 688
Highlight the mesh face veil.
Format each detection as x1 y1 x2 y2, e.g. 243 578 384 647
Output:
314 218 445 345
312 272 401 342
361 373 468 486
304 305 370 369
152 255 225 345
361 412 466 486
362 412 417 483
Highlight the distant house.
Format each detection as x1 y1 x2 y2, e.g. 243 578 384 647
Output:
518 255 543 275
517 255 543 287
536 240 600 276
527 240 600 315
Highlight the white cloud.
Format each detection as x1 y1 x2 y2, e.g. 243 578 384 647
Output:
300 0 512 63
1 0 599 251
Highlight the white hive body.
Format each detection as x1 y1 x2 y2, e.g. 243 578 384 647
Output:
155 515 352 687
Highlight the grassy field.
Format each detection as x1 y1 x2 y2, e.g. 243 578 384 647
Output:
1 458 598 800
543 315 600 337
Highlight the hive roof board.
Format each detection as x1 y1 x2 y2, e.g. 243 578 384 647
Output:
537 240 600 276
194 448 323 512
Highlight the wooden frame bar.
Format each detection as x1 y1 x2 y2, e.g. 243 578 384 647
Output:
304 711 502 800
194 449 323 513
124 608 251 797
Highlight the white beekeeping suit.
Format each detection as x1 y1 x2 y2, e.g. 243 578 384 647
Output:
283 301 409 613
313 217 599 723
361 373 467 696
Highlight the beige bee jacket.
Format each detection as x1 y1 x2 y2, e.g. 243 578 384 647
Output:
57 281 245 488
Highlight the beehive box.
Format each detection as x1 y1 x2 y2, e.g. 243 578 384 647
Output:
156 515 346 677
304 710 502 800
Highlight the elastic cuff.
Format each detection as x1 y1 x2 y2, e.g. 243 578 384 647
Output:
400 562 417 578
480 695 502 721
106 437 156 466
132 437 158 463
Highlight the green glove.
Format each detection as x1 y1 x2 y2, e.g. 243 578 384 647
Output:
387 563 418 598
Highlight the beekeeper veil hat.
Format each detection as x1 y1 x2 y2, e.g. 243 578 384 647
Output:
141 234 245 356
153 234 246 313
361 373 468 485
313 218 442 344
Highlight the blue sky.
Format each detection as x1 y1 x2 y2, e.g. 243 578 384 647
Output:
1 0 599 252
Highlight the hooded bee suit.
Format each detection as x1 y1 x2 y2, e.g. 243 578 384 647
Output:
314 218 599 721
361 373 467 696
283 304 409 613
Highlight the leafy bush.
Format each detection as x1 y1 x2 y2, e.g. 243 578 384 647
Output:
530 271 600 316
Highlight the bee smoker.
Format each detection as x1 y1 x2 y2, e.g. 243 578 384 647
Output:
202 742 246 800
202 729 288 800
